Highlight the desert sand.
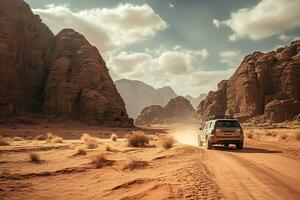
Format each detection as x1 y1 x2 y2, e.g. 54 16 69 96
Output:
0 122 300 200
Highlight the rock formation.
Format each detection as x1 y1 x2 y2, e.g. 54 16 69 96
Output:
114 79 177 118
185 94 207 109
135 96 195 126
0 0 133 127
194 41 300 123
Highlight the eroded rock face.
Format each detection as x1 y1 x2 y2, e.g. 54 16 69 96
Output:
0 0 133 127
135 96 195 126
194 41 300 123
0 0 53 116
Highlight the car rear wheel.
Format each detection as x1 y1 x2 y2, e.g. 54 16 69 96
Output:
236 142 243 150
206 138 212 149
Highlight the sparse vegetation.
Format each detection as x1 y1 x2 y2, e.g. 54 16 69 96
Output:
72 149 87 157
278 133 288 140
127 132 149 147
160 136 175 149
265 131 272 136
12 136 25 141
89 151 109 168
246 133 253 139
35 135 46 141
123 158 149 171
0 135 9 146
110 133 118 141
81 133 98 149
292 132 300 140
46 133 63 143
105 145 117 152
29 153 42 164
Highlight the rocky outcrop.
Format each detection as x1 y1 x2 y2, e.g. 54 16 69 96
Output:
135 96 195 126
0 0 133 127
185 94 207 109
194 41 300 123
114 79 177 118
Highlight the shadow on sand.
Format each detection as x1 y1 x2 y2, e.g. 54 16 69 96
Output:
212 146 281 154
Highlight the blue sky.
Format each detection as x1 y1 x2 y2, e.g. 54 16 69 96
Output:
25 0 300 97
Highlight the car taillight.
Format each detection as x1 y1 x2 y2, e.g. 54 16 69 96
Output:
211 129 216 135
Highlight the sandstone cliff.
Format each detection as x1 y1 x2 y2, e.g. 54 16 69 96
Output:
0 0 133 127
194 41 300 123
114 79 177 118
135 96 195 126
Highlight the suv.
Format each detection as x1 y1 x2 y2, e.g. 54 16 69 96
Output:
198 118 244 149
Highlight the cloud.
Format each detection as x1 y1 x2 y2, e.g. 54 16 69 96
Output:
219 50 242 67
278 34 292 42
33 4 168 54
109 47 234 96
213 0 300 41
169 3 174 8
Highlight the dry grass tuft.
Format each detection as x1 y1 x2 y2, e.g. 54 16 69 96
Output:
29 153 42 164
292 132 300 140
278 133 288 140
123 158 149 171
127 132 149 147
89 151 113 168
46 133 63 143
81 133 98 149
72 149 87 157
12 137 25 141
35 135 46 141
110 133 118 141
265 132 272 136
0 135 9 146
160 136 176 149
246 133 253 139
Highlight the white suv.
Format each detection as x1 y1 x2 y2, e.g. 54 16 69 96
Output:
198 119 244 149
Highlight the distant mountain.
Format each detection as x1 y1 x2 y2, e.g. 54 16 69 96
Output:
114 79 177 118
185 94 207 109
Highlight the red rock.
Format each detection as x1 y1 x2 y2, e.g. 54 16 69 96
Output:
194 40 300 123
135 96 195 126
0 0 133 127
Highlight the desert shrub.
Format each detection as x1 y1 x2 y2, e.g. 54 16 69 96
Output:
89 151 107 168
127 132 149 147
110 133 118 141
29 153 42 164
72 149 87 157
35 135 46 141
81 133 98 149
272 133 278 137
123 158 149 171
293 132 300 140
160 136 175 149
279 133 288 140
0 135 9 146
265 132 272 136
246 133 253 139
12 137 25 141
46 133 63 143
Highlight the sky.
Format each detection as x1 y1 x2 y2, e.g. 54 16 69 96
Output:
25 0 300 97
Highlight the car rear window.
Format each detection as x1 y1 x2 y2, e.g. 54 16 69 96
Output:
215 120 240 128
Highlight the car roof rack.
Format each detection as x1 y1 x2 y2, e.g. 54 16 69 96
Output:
208 115 235 120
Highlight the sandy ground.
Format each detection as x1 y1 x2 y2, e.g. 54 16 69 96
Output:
0 123 299 200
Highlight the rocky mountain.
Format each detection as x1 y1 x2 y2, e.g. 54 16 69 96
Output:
0 0 133 127
185 94 207 109
194 41 300 123
114 79 177 118
135 96 195 126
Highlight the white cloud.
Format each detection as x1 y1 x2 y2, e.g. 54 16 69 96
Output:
108 47 234 96
33 4 168 54
213 0 300 41
219 50 242 67
278 34 292 42
169 3 174 8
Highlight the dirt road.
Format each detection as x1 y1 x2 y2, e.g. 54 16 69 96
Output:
202 146 300 200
